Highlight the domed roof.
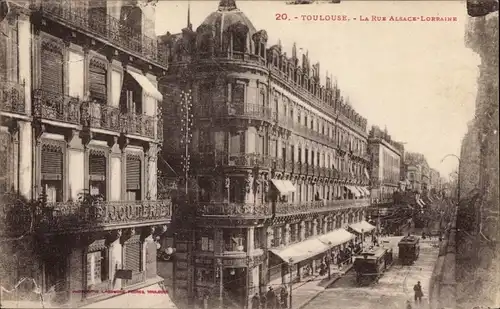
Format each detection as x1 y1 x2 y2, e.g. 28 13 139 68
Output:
199 0 257 36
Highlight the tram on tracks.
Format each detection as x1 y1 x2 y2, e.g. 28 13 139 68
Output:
353 247 394 285
398 235 420 265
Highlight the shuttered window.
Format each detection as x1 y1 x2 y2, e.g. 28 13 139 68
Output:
89 154 106 181
125 242 141 272
41 145 63 180
41 44 63 94
0 133 12 194
126 156 141 190
89 60 107 103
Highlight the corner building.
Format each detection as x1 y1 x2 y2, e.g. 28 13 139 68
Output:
1 1 173 308
159 1 372 308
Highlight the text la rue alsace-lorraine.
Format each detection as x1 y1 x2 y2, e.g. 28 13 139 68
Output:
359 15 458 22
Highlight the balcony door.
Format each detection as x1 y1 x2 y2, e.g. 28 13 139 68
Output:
41 144 63 203
41 42 64 96
88 0 107 36
89 151 107 200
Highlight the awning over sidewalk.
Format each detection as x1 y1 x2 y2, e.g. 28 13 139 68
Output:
354 186 365 197
271 179 296 195
420 199 426 206
282 180 297 193
318 229 356 247
359 187 370 196
270 238 329 264
80 283 177 308
348 220 376 234
345 185 361 198
416 199 425 208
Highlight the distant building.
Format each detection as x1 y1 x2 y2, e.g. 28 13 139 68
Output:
405 152 430 194
368 126 402 206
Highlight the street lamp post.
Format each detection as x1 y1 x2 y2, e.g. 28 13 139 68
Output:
288 258 294 309
441 154 461 206
216 258 223 309
180 89 193 196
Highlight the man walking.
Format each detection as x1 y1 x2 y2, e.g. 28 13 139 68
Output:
252 293 261 309
413 281 424 305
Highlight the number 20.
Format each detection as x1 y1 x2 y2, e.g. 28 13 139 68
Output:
275 13 288 20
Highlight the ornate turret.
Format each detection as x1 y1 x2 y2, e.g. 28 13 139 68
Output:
218 0 237 11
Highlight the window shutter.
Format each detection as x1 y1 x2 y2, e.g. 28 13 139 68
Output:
89 154 106 181
0 133 12 193
125 241 141 272
41 45 63 94
126 156 141 190
89 61 107 102
41 145 63 180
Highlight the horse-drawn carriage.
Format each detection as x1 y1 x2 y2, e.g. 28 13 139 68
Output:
353 248 394 285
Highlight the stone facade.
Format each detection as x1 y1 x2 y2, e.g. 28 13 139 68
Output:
456 11 499 309
158 1 372 307
0 1 171 307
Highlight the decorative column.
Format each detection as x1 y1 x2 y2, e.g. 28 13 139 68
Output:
312 219 318 236
266 227 274 248
299 221 306 241
322 217 328 234
284 224 291 245
247 227 255 254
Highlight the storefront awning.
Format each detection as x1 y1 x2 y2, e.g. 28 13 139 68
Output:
416 199 425 208
282 180 296 193
420 199 426 206
354 186 365 197
360 187 370 196
348 220 376 234
80 283 177 308
318 228 355 248
271 179 289 195
127 70 163 101
270 238 329 264
345 185 361 198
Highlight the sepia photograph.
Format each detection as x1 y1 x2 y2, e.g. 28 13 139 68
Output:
0 0 498 308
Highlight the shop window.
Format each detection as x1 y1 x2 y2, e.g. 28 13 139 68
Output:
86 249 108 288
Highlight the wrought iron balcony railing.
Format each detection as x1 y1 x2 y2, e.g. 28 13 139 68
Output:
0 80 26 115
31 0 168 68
196 103 273 122
33 89 81 125
82 101 123 132
37 199 172 232
275 198 370 215
125 113 155 139
197 202 271 217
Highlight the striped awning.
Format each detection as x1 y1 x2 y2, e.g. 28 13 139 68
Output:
345 185 361 198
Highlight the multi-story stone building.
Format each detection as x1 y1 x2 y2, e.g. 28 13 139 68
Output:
367 126 401 206
158 1 373 307
0 1 173 308
405 152 430 194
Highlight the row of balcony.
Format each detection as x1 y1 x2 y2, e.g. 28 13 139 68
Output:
1 199 172 234
32 89 157 140
196 198 370 217
195 103 369 161
31 0 168 68
193 152 367 183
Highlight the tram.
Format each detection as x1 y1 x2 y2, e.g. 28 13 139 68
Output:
353 248 394 285
398 235 420 265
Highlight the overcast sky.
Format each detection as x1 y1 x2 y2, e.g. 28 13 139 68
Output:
154 0 480 179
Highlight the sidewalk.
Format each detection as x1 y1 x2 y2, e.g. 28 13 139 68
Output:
292 264 353 309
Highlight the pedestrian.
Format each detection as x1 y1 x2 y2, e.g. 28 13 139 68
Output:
252 293 261 309
266 286 277 309
413 281 423 305
280 286 289 309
